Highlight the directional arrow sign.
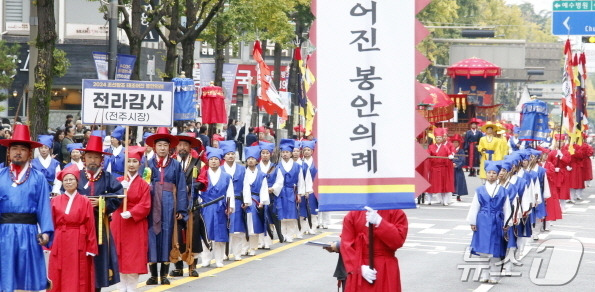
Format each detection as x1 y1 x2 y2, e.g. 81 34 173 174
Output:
552 11 595 35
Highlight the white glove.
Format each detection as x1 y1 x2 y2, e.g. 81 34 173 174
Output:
361 265 377 284
555 168 560 172
120 211 132 219
556 151 563 158
86 252 96 257
121 180 130 189
448 154 454 159
567 166 572 171
364 206 382 227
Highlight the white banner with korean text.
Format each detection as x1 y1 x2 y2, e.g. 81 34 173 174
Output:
81 79 174 127
316 0 417 210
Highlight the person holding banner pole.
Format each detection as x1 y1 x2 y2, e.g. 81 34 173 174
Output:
75 135 123 291
242 146 270 255
340 207 408 292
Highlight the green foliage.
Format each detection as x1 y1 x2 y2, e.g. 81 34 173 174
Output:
52 48 70 77
0 41 20 101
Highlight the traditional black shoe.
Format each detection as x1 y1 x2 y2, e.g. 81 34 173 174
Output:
189 269 199 277
169 269 183 277
160 276 171 285
146 277 159 285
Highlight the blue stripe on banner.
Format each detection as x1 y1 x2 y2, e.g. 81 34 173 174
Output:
318 192 417 211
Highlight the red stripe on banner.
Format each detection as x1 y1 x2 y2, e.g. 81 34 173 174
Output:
415 50 431 75
415 0 431 14
415 0 431 198
415 20 430 44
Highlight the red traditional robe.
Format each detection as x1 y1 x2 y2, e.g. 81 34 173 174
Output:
567 145 587 189
110 175 151 274
543 161 562 221
426 142 455 193
582 143 593 181
341 210 408 292
546 149 571 200
49 193 97 292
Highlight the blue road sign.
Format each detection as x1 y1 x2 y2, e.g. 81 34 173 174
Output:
552 11 595 35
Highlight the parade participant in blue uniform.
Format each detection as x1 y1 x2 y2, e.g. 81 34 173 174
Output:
514 150 537 254
270 139 310 243
258 141 281 247
199 147 235 268
145 127 188 285
529 149 550 239
242 146 269 255
64 142 84 170
451 134 468 202
103 126 126 178
508 127 525 153
497 158 523 276
219 140 248 261
75 134 123 291
299 140 318 233
0 124 54 292
33 134 62 195
466 161 511 284
464 118 483 177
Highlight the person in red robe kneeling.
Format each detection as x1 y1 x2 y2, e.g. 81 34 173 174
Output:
111 146 152 292
340 207 408 292
49 165 98 292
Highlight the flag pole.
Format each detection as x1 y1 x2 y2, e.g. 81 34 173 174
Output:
123 125 129 212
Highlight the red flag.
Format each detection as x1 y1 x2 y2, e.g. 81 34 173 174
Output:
252 41 288 120
561 39 576 133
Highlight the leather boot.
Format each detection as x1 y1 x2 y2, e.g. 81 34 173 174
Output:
189 258 199 277
169 261 184 277
146 263 158 285
160 263 171 285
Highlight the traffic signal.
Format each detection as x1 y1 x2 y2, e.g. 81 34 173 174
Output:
461 30 495 38
236 86 244 107
582 36 595 43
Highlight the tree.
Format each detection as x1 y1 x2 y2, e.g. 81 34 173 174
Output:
155 0 224 79
0 41 20 111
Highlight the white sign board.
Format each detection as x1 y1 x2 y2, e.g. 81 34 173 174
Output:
82 79 174 127
317 0 415 179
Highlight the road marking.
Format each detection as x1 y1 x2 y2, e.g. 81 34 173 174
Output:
409 223 435 229
418 228 450 234
143 232 334 292
473 284 494 292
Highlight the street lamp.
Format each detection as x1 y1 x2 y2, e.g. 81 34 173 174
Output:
12 90 17 97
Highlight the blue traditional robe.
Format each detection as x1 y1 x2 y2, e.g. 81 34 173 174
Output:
147 157 188 263
534 166 548 219
259 162 278 224
103 146 126 178
468 183 509 257
453 147 468 196
502 179 519 248
0 166 53 292
299 158 318 217
276 161 302 220
31 156 61 186
464 129 483 167
223 163 246 233
512 171 532 238
77 169 123 288
245 169 268 234
201 170 233 242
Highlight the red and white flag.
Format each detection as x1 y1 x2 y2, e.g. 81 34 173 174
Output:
561 39 576 133
253 40 288 120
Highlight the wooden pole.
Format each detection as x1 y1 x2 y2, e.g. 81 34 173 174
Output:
123 125 129 211
368 223 375 283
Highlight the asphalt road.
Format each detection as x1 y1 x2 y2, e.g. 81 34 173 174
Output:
104 167 595 292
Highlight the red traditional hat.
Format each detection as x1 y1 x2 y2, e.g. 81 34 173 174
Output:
176 133 202 148
468 117 483 125
57 164 81 182
77 135 112 155
450 134 463 144
254 126 266 133
212 133 224 142
0 124 43 148
554 134 566 140
293 125 306 133
145 127 179 148
433 127 447 137
536 146 550 154
127 145 145 161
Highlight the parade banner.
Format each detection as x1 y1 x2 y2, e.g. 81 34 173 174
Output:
92 52 109 80
173 77 197 121
115 54 137 80
81 79 174 127
199 63 239 102
315 0 419 210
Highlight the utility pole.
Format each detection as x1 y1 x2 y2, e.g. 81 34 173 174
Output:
108 0 118 79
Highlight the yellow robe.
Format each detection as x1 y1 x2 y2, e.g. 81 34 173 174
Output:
478 135 506 178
